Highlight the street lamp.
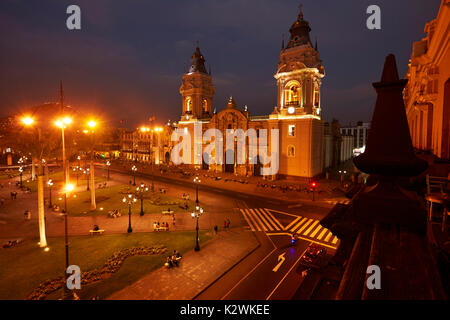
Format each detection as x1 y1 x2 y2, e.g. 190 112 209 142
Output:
136 183 149 216
123 193 137 233
106 161 111 180
62 183 74 300
47 179 53 208
191 205 204 251
131 165 137 186
194 176 201 205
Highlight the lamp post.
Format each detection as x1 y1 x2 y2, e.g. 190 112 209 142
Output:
47 179 53 208
62 183 74 300
131 165 137 186
191 205 203 251
19 166 23 188
83 169 90 191
54 116 72 186
123 193 137 233
136 183 149 216
194 176 201 205
73 166 79 185
106 160 111 181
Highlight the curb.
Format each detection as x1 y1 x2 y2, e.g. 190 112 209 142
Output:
191 228 262 300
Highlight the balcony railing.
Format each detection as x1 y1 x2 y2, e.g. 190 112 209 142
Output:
285 101 300 107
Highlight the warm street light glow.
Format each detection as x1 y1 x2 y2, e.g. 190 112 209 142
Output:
64 183 74 193
55 116 73 128
21 116 34 126
47 179 53 186
87 120 97 128
140 127 150 132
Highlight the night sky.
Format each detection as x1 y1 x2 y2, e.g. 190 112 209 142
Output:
0 0 440 129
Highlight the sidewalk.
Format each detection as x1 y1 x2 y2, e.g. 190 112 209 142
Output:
107 227 259 300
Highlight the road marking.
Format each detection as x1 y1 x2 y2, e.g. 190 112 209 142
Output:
243 209 260 231
272 253 286 272
302 220 319 236
240 209 256 231
332 236 339 244
324 232 333 242
290 217 308 233
266 246 310 300
263 208 284 230
249 209 268 231
284 216 301 231
287 203 303 209
317 228 328 240
252 208 274 231
258 208 279 230
296 219 313 234
265 208 299 218
265 233 338 250
309 225 322 238
221 239 277 300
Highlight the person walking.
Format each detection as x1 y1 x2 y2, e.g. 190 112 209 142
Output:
214 225 218 235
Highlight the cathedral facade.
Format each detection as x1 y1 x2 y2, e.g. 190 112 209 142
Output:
175 7 325 179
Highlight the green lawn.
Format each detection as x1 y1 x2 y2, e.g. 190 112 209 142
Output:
52 184 201 216
0 231 211 300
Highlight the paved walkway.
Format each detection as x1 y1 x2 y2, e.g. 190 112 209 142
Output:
107 227 259 300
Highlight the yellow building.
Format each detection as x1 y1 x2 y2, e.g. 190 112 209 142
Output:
404 0 450 160
176 7 325 179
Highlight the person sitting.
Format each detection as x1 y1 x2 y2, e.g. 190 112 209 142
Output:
165 256 173 268
93 224 100 231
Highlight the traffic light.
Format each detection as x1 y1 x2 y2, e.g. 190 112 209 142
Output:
310 181 317 201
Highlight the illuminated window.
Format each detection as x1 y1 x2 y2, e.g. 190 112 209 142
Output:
288 145 295 157
288 125 295 137
186 97 192 112
284 81 301 106
202 99 207 113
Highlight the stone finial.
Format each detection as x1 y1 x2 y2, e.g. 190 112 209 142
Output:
353 54 427 176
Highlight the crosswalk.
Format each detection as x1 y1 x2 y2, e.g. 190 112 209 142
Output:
239 207 339 248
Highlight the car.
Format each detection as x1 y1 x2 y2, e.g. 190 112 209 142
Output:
298 244 327 269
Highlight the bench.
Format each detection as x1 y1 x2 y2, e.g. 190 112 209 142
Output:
162 210 174 215
89 229 105 235
154 227 168 232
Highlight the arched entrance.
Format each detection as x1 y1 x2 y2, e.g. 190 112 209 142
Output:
202 152 209 170
164 152 170 164
253 156 262 176
225 149 235 173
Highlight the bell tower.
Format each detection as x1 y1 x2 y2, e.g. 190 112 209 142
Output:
180 44 215 120
274 5 324 117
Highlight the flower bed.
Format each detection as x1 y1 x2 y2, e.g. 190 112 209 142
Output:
27 246 167 300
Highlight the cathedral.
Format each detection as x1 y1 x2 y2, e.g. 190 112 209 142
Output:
176 6 325 179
